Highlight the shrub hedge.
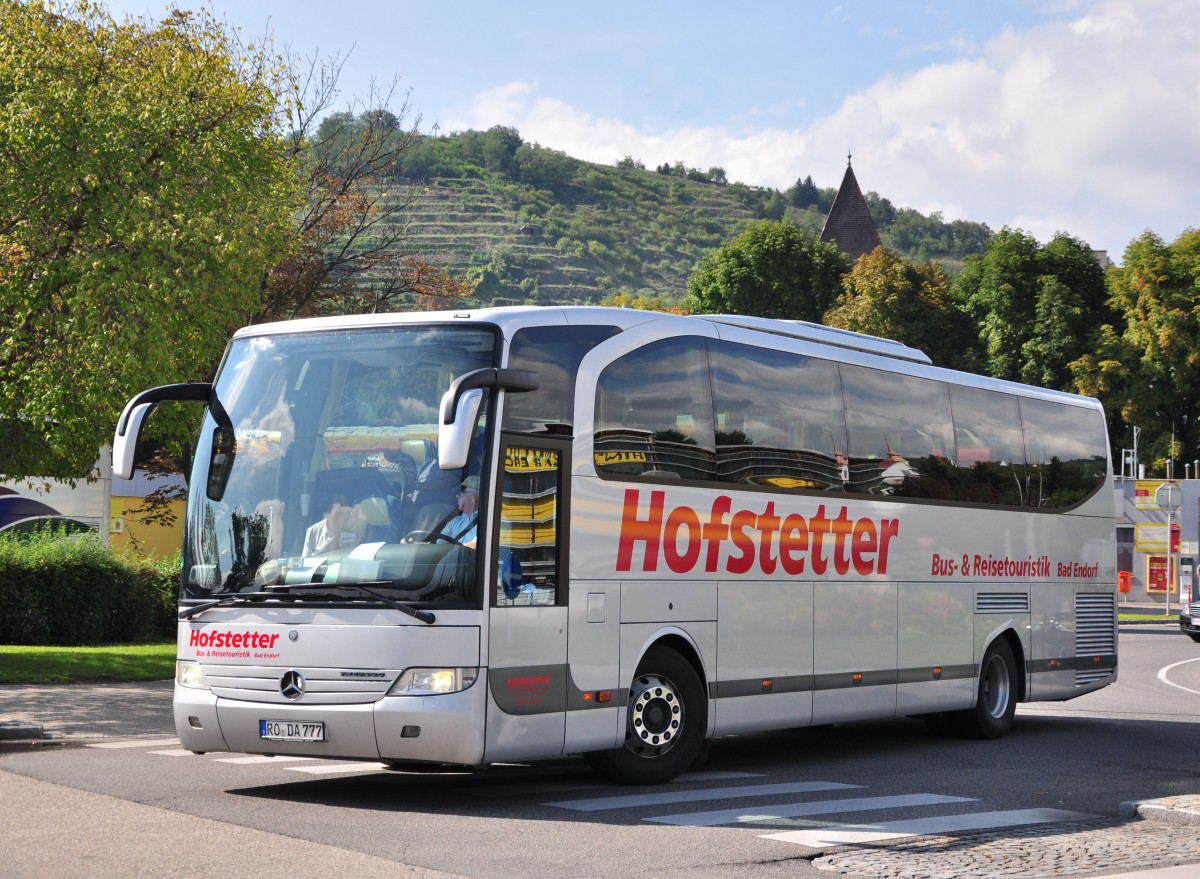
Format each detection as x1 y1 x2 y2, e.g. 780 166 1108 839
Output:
0 529 179 645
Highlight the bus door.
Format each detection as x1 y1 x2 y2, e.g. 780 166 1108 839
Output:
483 437 570 761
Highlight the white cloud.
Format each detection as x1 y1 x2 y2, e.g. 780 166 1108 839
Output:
458 0 1200 256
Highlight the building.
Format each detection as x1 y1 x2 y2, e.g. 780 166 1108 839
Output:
1 449 185 557
1114 475 1197 606
820 155 883 260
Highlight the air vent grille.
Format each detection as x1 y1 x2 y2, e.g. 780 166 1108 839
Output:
976 592 1030 613
1075 592 1116 686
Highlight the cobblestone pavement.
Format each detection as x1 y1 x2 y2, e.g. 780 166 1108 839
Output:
813 797 1200 878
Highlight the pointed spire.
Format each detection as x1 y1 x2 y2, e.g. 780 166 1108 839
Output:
820 155 882 261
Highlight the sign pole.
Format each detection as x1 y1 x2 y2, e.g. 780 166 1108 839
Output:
1156 481 1183 617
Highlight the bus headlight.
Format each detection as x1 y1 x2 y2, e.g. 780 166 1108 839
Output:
388 667 478 695
175 660 210 690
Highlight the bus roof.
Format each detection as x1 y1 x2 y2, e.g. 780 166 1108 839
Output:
229 305 1097 409
231 306 925 363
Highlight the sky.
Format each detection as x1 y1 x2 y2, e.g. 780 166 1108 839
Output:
107 0 1200 261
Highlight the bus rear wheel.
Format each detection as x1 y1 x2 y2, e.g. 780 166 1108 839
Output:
586 646 707 785
955 638 1017 739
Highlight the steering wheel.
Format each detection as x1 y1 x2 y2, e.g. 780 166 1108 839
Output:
403 530 463 546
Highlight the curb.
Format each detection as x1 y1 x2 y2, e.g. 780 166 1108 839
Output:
1120 797 1200 825
0 735 119 753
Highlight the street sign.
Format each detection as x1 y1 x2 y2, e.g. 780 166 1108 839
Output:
1156 481 1182 512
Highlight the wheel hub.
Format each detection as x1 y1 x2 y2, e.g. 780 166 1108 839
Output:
628 674 683 754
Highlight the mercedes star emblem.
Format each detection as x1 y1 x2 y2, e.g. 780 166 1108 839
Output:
279 669 305 700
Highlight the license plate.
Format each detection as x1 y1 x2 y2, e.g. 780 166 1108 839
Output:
260 720 325 742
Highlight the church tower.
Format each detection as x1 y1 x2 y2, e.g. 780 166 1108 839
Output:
820 155 882 260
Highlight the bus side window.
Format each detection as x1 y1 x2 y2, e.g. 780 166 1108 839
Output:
841 365 955 497
594 338 716 481
709 340 847 492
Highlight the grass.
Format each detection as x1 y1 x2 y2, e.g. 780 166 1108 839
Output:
0 643 175 685
1118 612 1177 622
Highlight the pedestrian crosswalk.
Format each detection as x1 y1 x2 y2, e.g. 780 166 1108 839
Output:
108 738 1101 850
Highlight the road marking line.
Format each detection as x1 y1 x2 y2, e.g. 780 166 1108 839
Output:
215 755 319 764
148 749 198 757
469 771 762 798
760 807 1099 847
86 738 181 749
646 792 974 827
546 781 863 812
287 761 389 774
1157 657 1200 696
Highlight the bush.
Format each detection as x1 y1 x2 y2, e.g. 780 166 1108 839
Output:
0 528 179 645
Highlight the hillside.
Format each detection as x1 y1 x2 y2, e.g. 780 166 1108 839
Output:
375 129 993 307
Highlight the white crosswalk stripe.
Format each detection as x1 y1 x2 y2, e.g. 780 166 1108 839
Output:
86 738 180 749
646 792 975 827
545 781 863 813
287 761 390 775
214 755 318 765
760 807 1100 848
131 745 1102 849
465 769 761 798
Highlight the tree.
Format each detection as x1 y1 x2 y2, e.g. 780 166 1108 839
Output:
257 71 474 321
0 1 298 479
1073 229 1200 470
684 220 851 321
788 175 821 210
824 247 978 369
952 229 1107 390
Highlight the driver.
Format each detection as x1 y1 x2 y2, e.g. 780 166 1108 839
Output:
437 475 480 547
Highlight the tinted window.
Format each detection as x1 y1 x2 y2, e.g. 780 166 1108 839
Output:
949 386 1027 505
709 340 847 491
504 325 620 434
841 365 955 497
497 441 562 606
595 337 716 480
1019 397 1108 508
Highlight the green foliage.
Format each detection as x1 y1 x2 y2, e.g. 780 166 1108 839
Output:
826 247 979 369
0 1 299 479
1073 229 1200 469
684 220 852 320
952 230 1108 389
390 131 979 310
0 528 179 646
883 209 992 259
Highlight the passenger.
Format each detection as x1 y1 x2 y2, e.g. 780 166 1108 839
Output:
302 492 366 556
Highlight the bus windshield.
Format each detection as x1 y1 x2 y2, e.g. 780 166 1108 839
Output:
182 325 498 603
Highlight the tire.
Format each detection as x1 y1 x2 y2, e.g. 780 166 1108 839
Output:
955 638 1017 740
1188 633 1200 643
585 646 707 785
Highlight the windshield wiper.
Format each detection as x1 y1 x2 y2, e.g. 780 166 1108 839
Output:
179 592 278 620
275 582 436 624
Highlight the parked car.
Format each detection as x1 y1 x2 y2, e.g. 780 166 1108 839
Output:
1180 579 1200 642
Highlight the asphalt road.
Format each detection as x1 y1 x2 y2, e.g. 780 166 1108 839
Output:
3 622 1200 878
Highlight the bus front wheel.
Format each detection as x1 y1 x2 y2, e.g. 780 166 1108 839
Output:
586 646 707 785
956 638 1017 739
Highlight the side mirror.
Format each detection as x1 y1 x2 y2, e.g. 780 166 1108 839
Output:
436 368 540 471
438 388 484 470
113 401 156 480
206 424 237 501
112 383 213 479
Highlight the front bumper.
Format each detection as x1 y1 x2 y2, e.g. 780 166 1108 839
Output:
173 679 488 766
